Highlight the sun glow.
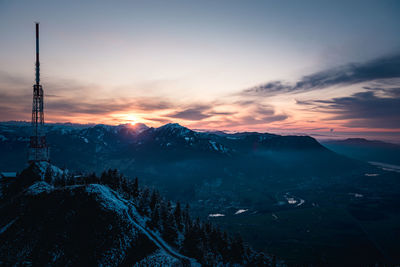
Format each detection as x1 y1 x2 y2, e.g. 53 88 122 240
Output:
126 114 139 125
110 113 141 125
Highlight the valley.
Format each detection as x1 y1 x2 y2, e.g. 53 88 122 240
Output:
1 121 399 265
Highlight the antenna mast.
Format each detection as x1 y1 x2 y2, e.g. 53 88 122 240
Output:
29 22 49 163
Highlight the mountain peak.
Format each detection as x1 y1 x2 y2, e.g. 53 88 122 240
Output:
345 138 369 142
160 123 185 129
117 123 149 133
156 123 191 136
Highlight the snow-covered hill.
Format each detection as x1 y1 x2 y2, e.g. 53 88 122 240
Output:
1 182 197 266
0 163 198 266
0 163 277 266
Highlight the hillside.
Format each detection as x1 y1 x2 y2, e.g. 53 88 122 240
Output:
0 162 277 266
322 138 400 166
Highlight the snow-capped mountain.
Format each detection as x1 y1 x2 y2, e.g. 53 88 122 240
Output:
0 121 340 180
0 121 327 170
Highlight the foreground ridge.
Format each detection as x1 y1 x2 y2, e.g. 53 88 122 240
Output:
0 163 280 266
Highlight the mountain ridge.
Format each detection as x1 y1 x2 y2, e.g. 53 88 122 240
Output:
322 138 400 166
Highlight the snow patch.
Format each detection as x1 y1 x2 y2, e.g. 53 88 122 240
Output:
234 209 248 215
86 184 129 216
296 199 305 207
1 172 17 178
349 192 364 198
369 161 400 173
26 181 54 195
0 218 17 235
208 140 228 153
34 161 65 178
209 140 218 151
133 250 181 267
208 213 225 217
283 193 305 207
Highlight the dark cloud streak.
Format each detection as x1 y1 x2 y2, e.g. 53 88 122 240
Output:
167 106 211 121
298 90 400 129
244 53 400 96
166 105 236 121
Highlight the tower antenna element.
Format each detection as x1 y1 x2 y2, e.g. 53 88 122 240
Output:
28 22 49 163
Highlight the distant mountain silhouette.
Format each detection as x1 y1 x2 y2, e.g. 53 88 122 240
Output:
322 138 400 165
0 121 342 171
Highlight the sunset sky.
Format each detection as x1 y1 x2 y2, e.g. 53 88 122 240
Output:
0 0 399 142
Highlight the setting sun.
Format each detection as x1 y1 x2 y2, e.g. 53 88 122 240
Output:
125 114 140 126
110 113 140 125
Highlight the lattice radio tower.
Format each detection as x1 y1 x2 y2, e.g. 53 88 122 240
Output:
28 22 49 162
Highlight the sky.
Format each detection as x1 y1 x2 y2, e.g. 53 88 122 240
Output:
0 0 400 142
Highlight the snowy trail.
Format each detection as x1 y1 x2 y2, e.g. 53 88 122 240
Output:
110 191 196 267
0 217 17 234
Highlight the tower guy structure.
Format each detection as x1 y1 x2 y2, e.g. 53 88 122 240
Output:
28 22 49 162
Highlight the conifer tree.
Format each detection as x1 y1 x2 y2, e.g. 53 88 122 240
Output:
174 201 182 231
182 220 202 260
148 204 160 230
160 200 169 225
138 188 150 215
183 203 191 230
44 166 53 184
132 177 139 198
100 171 107 184
149 190 160 211
87 172 98 184
162 213 178 245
